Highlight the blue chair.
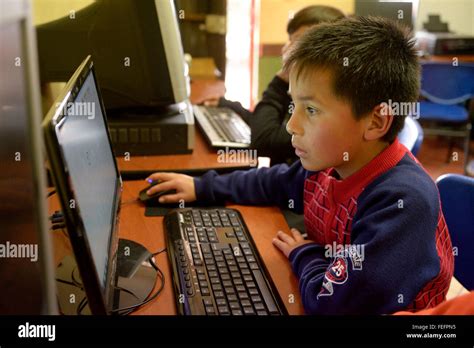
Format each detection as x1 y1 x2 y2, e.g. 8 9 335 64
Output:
419 62 474 173
436 174 474 290
399 116 424 156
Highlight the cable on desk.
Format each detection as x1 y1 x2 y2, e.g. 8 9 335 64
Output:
152 248 167 257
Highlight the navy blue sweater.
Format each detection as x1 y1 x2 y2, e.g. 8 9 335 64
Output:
194 139 454 314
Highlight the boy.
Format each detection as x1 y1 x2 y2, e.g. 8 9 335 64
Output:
146 17 454 314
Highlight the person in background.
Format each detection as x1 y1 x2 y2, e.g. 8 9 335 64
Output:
203 5 345 165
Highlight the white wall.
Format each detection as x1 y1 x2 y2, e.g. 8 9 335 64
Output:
416 0 474 35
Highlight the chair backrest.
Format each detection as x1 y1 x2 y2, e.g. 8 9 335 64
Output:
420 62 474 105
398 116 424 156
436 174 474 290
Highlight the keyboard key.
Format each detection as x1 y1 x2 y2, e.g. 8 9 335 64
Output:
203 298 213 307
249 263 259 270
205 306 216 315
216 298 228 306
243 307 256 315
249 288 259 296
218 306 230 315
211 284 222 291
218 267 228 274
223 280 232 287
247 281 256 288
254 303 265 311
229 302 240 310
251 295 262 303
241 300 251 307
201 287 210 296
231 310 243 315
201 244 211 254
227 294 238 302
225 288 235 296
243 275 253 282
257 310 268 316
235 285 246 292
238 292 249 300
214 291 225 299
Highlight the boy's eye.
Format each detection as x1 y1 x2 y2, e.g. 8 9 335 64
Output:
306 106 320 116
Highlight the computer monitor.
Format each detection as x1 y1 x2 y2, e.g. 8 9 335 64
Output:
42 56 122 315
0 0 57 314
36 0 194 156
36 0 189 112
355 0 418 30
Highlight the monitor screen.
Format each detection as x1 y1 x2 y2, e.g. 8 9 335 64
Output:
54 70 119 289
36 0 189 112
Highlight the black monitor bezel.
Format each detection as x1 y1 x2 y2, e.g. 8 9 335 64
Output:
42 55 122 315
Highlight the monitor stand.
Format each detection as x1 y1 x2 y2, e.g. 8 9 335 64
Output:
56 239 157 315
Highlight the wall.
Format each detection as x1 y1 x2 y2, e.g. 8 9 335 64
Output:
416 0 474 35
257 0 354 99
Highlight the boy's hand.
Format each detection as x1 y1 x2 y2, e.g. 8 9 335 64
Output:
199 94 221 107
272 228 313 258
145 172 196 203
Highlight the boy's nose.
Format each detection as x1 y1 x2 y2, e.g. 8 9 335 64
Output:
286 111 303 136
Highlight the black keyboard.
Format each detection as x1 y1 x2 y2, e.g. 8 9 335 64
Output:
193 105 251 148
163 208 286 315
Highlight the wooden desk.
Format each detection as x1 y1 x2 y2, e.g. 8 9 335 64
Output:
50 180 304 315
428 55 474 63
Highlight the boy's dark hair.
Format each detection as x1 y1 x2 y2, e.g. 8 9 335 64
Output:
287 5 345 34
285 16 420 143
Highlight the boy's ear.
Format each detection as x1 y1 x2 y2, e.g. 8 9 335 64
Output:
363 104 394 141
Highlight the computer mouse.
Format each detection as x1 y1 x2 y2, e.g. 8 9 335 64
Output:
138 180 177 204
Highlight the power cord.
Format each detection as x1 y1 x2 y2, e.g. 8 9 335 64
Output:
70 254 166 315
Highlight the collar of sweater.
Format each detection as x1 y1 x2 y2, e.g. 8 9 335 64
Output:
322 138 408 203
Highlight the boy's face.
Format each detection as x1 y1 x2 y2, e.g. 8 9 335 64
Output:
287 67 368 175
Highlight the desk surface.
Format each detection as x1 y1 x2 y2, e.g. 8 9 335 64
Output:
50 180 304 315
